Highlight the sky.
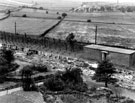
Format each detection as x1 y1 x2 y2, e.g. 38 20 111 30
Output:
70 0 135 3
3 0 135 3
1 0 135 6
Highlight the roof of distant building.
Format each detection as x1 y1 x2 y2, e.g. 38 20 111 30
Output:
85 44 135 54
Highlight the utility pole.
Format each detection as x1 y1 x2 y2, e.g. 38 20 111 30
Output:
95 25 97 44
15 22 16 35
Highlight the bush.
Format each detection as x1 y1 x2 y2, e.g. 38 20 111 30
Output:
43 68 88 92
46 11 48 14
87 19 91 22
57 16 62 19
69 83 88 92
44 75 65 91
33 65 48 72
62 13 67 17
61 68 83 84
39 7 43 10
22 14 27 17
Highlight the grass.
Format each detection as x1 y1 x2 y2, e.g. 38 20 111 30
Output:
0 17 59 35
0 91 44 103
0 13 6 18
11 8 61 19
45 20 135 48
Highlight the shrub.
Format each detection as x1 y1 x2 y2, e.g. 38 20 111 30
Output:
22 14 27 17
87 19 91 22
69 83 88 92
46 11 48 14
62 13 67 17
39 7 43 10
57 16 62 19
61 67 83 84
44 75 65 91
43 68 88 92
33 65 48 72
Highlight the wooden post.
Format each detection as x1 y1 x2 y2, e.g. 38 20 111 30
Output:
15 22 16 35
95 25 97 44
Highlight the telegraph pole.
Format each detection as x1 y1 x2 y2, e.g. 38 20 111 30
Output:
95 25 97 44
15 22 16 35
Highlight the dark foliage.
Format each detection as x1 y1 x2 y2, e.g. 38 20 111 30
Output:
0 49 15 64
39 7 43 10
32 65 48 73
92 60 117 87
0 49 18 83
61 67 83 84
22 14 27 17
87 19 91 22
46 11 48 14
68 82 88 92
21 66 33 91
44 75 65 91
62 13 67 17
57 16 62 19
43 67 87 92
65 33 75 51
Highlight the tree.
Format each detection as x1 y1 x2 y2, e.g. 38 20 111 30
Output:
0 48 18 83
62 13 67 18
65 33 75 51
92 60 117 87
21 65 33 91
0 49 14 64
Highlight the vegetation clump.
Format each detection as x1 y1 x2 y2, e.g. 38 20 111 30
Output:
57 16 62 20
0 48 19 83
62 13 67 18
87 19 91 22
43 67 88 92
22 14 27 17
92 60 118 87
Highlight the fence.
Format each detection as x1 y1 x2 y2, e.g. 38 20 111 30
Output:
0 31 85 52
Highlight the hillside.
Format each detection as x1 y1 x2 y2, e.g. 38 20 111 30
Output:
71 2 135 13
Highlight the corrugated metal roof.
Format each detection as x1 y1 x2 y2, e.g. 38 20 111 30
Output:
85 44 135 54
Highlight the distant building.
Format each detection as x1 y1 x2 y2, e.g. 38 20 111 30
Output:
83 44 135 67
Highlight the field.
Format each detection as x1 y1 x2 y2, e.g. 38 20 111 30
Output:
2 6 135 48
11 8 63 19
0 13 7 19
0 17 59 35
46 20 135 48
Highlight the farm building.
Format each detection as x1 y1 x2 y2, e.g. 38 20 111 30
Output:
83 44 135 67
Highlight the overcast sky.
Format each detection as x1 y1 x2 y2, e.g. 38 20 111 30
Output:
2 0 135 5
4 0 135 3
